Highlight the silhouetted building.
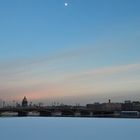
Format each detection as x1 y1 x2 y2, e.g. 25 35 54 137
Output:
101 102 121 111
87 99 121 111
0 99 2 108
22 97 28 107
122 100 133 111
132 101 140 111
87 102 102 111
122 101 140 111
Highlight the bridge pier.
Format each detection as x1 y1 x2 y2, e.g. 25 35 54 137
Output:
18 111 28 117
51 111 62 117
40 111 51 116
80 111 92 117
89 112 93 117
74 111 81 117
62 110 74 116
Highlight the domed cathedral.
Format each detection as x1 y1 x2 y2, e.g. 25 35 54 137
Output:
22 96 28 107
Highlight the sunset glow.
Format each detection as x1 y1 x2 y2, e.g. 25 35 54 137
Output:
0 0 140 104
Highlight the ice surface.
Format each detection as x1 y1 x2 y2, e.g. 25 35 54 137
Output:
0 117 139 140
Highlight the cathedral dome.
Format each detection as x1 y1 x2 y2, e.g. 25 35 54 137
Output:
22 96 28 107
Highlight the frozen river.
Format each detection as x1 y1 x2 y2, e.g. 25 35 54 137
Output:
0 117 139 140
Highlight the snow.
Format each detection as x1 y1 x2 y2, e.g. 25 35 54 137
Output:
0 117 139 140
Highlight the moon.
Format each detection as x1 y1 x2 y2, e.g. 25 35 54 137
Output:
64 3 68 6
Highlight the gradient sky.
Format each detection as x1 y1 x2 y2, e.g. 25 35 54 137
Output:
0 0 140 105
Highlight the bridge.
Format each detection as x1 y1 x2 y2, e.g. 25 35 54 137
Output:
0 106 115 117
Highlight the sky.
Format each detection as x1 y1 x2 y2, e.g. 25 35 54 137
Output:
0 0 140 105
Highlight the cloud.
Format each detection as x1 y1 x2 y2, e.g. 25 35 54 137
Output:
67 63 140 80
0 46 95 77
0 43 140 102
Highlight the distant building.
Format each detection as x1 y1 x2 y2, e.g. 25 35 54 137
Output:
86 99 121 111
122 100 133 111
120 111 140 118
132 101 140 111
86 102 102 111
0 99 2 108
22 97 28 107
101 102 121 111
122 101 140 111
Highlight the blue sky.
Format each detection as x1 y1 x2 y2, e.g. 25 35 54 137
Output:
0 0 140 104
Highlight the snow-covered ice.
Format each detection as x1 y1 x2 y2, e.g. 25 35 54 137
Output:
0 117 139 140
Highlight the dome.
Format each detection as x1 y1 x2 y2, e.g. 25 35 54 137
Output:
22 96 28 107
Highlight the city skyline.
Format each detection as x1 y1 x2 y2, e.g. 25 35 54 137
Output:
0 0 140 104
0 96 140 107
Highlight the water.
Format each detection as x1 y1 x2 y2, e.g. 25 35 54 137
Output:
0 117 139 140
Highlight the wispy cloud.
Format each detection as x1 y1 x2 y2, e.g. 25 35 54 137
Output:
0 46 95 76
67 63 140 80
0 43 140 102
